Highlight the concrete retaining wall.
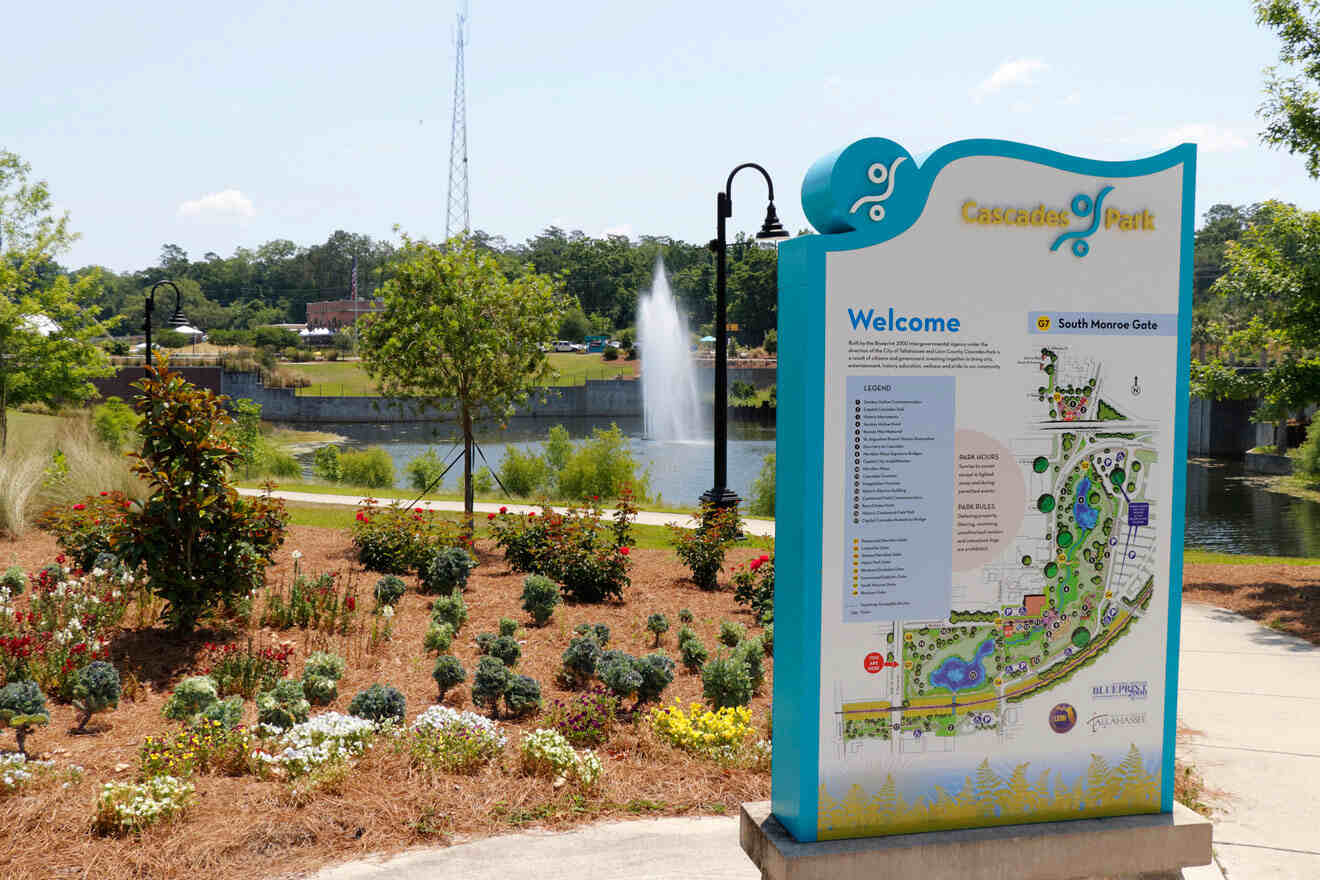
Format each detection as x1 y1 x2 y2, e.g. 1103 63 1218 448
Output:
1187 395 1275 457
1245 452 1295 475
695 364 777 392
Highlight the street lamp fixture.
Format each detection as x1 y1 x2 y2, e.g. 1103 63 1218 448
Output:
700 163 791 512
144 280 189 368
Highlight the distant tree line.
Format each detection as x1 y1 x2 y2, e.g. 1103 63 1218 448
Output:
72 227 783 347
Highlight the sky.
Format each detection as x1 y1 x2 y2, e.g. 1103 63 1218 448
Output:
4 0 1318 272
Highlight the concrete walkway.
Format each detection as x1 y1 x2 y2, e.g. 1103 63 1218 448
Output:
304 605 1312 880
1179 602 1320 879
237 487 776 537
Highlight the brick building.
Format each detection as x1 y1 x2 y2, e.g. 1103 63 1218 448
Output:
305 299 385 330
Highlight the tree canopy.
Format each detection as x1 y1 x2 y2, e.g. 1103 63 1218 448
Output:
358 236 567 531
1258 0 1320 177
0 150 115 452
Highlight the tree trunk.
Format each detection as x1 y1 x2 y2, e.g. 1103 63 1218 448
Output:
462 401 474 539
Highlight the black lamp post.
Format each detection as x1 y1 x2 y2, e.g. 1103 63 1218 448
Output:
700 163 790 511
144 280 189 368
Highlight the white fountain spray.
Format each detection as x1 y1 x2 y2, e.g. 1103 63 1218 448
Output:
638 256 703 442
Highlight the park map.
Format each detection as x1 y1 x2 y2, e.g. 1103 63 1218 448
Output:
837 347 1158 751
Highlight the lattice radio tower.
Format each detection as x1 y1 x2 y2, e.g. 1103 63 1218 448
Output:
445 3 470 242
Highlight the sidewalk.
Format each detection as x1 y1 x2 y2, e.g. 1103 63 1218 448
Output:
237 487 776 538
1179 602 1320 879
311 602 1320 880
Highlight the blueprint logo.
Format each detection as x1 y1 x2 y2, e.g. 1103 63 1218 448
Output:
1092 680 1149 701
1048 703 1077 734
1086 712 1148 734
848 156 907 223
1050 186 1113 258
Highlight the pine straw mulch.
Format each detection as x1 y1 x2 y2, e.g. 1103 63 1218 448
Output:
1182 561 1320 645
0 526 772 880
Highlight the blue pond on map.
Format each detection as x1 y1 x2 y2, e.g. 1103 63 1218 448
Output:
929 639 995 692
1074 476 1100 531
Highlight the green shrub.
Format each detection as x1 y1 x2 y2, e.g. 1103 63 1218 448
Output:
339 447 395 489
302 674 337 706
762 329 777 354
243 435 301 480
0 680 50 755
352 500 465 574
719 621 747 647
498 617 518 637
473 467 495 495
748 453 776 517
701 652 753 709
733 638 765 692
678 627 709 673
92 397 140 451
574 622 611 647
636 653 675 705
348 683 406 724
1297 420 1320 482
760 624 773 656
71 660 121 731
504 674 542 718
162 676 219 721
423 621 455 654
472 656 511 716
405 449 446 492
430 592 468 632
420 546 476 595
554 424 651 501
646 613 669 646
668 504 741 591
410 705 504 774
476 632 496 654
561 636 602 689
303 651 346 682
602 345 619 361
1 566 25 596
520 574 560 625
198 695 244 729
545 687 617 747
374 575 406 607
599 655 642 704
678 608 693 624
432 655 466 700
312 445 342 481
544 425 572 471
483 635 521 668
256 678 310 730
499 446 552 496
115 366 289 630
732 554 775 623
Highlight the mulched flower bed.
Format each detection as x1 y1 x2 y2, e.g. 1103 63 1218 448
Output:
1183 561 1320 644
0 526 772 880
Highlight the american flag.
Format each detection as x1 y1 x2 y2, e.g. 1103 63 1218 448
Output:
350 254 359 301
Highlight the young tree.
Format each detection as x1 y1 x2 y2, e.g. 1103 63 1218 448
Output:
359 236 566 533
1258 0 1320 177
0 150 115 451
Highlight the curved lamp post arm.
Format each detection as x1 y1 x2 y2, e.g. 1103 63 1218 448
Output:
144 279 183 368
723 162 777 210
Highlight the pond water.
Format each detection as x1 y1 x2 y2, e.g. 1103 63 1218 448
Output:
930 639 995 692
290 419 1320 557
299 416 775 508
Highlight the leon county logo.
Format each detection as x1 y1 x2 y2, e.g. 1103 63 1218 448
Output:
1087 712 1147 734
1048 703 1077 734
1092 681 1149 701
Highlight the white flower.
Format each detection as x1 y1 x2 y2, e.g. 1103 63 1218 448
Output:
381 605 394 620
291 550 303 561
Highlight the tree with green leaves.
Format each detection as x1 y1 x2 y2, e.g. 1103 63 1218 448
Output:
359 236 566 533
1258 0 1320 177
1191 200 1320 449
0 150 115 452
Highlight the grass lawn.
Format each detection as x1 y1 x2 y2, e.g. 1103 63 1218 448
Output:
1183 548 1320 566
288 354 635 396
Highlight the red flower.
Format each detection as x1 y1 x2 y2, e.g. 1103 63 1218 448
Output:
499 506 507 514
528 512 535 518
346 596 356 611
749 558 763 571
619 546 629 556
355 510 367 522
99 491 108 497
487 513 496 520
73 504 86 511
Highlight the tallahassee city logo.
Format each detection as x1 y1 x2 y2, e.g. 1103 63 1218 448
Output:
1048 703 1077 734
1092 680 1149 701
1086 712 1147 734
1050 186 1114 258
848 157 907 223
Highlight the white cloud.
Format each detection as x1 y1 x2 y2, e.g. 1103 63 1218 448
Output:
972 58 1048 100
1152 123 1249 154
177 188 255 220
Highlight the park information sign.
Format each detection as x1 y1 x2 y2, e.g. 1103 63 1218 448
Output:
772 137 1195 843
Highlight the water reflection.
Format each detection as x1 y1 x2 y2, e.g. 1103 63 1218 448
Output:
1185 459 1320 557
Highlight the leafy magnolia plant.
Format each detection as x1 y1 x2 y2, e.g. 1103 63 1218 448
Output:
112 364 288 630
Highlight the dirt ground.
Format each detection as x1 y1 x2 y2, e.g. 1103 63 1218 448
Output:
1183 561 1320 644
0 527 772 880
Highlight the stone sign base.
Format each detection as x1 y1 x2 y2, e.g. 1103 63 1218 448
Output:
740 802 1212 880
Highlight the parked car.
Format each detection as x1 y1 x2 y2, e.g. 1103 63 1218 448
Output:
554 340 575 352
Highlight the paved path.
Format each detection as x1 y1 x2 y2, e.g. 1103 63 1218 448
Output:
238 487 776 538
1179 602 1320 879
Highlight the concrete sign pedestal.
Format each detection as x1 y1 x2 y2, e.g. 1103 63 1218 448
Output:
741 801 1212 880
